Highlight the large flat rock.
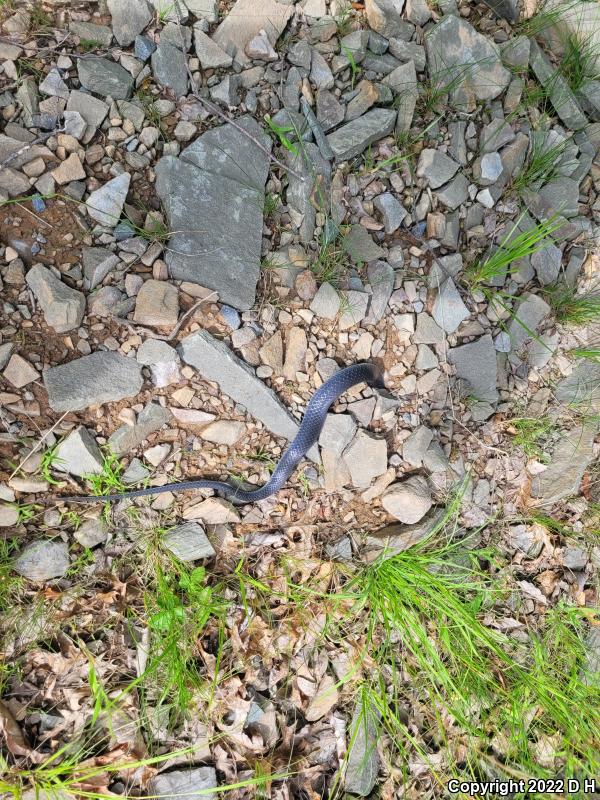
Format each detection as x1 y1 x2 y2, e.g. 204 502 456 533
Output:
426 15 510 107
326 108 397 162
44 352 143 412
155 117 271 311
531 424 597 505
212 0 293 65
178 330 318 460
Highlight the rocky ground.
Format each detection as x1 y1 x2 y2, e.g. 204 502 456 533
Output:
1 0 600 796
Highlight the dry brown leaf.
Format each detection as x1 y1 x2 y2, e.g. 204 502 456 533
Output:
0 699 45 763
305 674 338 722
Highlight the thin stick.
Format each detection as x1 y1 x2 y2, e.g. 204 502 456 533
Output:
8 411 69 480
115 292 218 341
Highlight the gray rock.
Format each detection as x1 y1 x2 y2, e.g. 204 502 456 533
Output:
499 34 530 69
200 420 245 445
54 427 104 477
74 518 108 548
365 0 408 38
135 34 156 60
373 192 406 233
532 424 596 504
108 402 171 455
577 79 600 122
82 247 120 290
184 0 218 20
286 142 331 244
417 149 460 189
483 0 521 22
344 699 380 795
473 152 503 185
288 39 312 69
402 426 433 467
134 280 179 328
123 458 150 485
366 260 394 323
413 313 444 344
210 74 241 107
383 60 417 131
310 282 340 319
39 69 69 100
388 39 426 70
555 362 600 411
282 66 301 110
0 343 13 371
16 78 39 127
431 277 470 333
340 30 369 64
480 118 515 153
426 15 510 107
137 338 181 387
86 173 131 227
364 508 446 561
582 627 600 686
310 50 334 90
326 536 353 561
163 522 216 562
316 89 345 131
13 541 69 582
67 91 109 142
415 343 438 370
343 224 385 263
26 265 85 333
507 524 544 558
406 0 431 24
70 21 114 46
449 334 499 404
319 414 357 456
528 331 559 369
212 0 293 66
524 177 580 220
155 117 271 310
339 290 369 330
343 430 388 488
434 173 469 209
179 330 318 459
362 52 401 75
563 546 587 570
507 293 551 354
77 57 133 99
107 0 152 46
531 242 562 285
530 41 587 130
428 253 463 288
152 28 188 97
150 768 217 800
44 352 143 412
194 26 233 68
382 476 432 523
326 108 397 162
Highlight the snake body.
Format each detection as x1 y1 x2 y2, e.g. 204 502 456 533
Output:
63 362 384 505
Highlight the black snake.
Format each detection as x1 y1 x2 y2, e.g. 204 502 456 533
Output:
62 362 385 505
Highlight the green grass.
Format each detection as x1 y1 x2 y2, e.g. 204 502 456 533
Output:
78 38 102 52
140 556 228 723
135 87 169 140
38 444 64 486
465 215 564 289
512 135 572 194
516 0 581 39
28 1 51 32
418 63 475 115
334 3 353 36
559 31 600 91
312 225 349 286
262 192 279 218
544 283 600 324
570 346 600 362
508 416 555 459
341 44 361 89
84 449 126 496
264 114 299 155
0 539 23 612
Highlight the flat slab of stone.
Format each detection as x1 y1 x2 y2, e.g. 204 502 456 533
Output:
86 173 131 228
44 352 143 412
529 40 588 131
107 0 152 46
13 540 69 582
26 265 85 333
426 15 510 107
77 57 133 100
150 768 217 800
344 699 380 796
449 334 498 404
163 522 216 562
532 424 596 504
108 402 171 455
326 108 397 162
179 330 318 459
155 117 271 310
555 362 600 411
212 0 293 65
54 427 104 477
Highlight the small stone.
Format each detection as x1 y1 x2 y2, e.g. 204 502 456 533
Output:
13 540 69 582
449 334 498 405
39 68 69 100
382 476 432 523
54 427 104 477
316 89 345 132
77 57 133 100
107 0 152 46
416 148 459 189
413 313 444 344
373 192 406 233
319 413 357 456
200 420 246 446
245 29 278 61
26 264 85 333
150 768 217 800
182 497 240 524
86 172 131 227
435 173 469 210
133 280 179 328
295 269 317 301
74 518 108 548
326 108 397 162
310 282 340 319
344 698 380 796
4 354 39 388
531 242 562 286
194 26 233 69
365 0 409 38
339 291 369 330
431 278 470 333
473 152 503 186
343 224 385 263
343 431 388 488
259 331 284 372
108 403 170 455
137 339 181 387
163 521 216 562
402 426 433 467
366 260 394 323
0 506 19 528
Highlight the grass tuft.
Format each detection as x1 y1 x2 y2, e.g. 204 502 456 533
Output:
512 135 572 194
544 283 600 324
